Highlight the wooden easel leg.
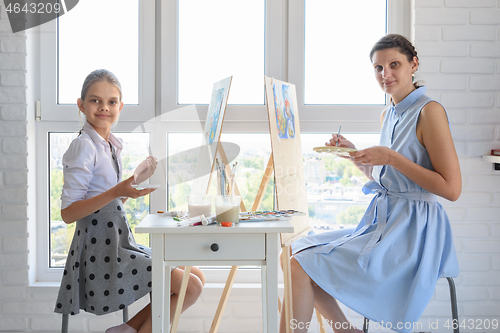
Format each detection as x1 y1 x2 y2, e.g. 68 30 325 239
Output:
209 266 239 333
315 310 327 333
252 154 274 211
282 245 294 333
170 266 192 333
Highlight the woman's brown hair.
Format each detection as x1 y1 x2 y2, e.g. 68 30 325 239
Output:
370 34 422 89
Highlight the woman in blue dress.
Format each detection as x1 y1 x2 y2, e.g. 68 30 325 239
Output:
280 34 461 333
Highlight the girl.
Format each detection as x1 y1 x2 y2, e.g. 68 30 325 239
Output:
54 69 205 333
280 35 461 333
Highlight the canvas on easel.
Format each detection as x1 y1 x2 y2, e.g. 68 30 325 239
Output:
191 76 233 195
173 76 246 333
264 76 312 333
264 76 311 246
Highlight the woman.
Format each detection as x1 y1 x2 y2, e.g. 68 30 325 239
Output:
280 34 461 333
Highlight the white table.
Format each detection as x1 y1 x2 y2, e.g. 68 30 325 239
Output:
136 214 294 333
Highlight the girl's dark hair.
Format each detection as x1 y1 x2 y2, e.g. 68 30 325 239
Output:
81 69 122 101
370 34 422 89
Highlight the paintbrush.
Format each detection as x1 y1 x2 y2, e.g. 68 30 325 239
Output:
336 125 342 147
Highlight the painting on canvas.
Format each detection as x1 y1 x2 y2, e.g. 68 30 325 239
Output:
191 76 232 194
272 81 296 140
204 88 225 145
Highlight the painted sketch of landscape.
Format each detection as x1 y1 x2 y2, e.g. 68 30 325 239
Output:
272 81 295 140
204 87 225 145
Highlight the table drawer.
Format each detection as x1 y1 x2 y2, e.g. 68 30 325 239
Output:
164 233 265 261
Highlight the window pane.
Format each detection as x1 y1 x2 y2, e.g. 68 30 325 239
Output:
49 132 150 268
168 133 274 212
58 0 139 104
304 0 386 104
178 0 265 105
301 133 380 232
168 132 379 235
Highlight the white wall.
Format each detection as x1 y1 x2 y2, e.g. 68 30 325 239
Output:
412 0 500 331
0 0 499 332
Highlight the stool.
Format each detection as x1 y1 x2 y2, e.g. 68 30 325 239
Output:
61 307 128 333
362 277 459 333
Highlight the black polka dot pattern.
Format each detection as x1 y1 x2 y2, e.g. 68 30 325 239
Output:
54 199 155 316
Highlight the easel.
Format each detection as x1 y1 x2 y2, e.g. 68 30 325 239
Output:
209 77 322 333
253 155 327 333
264 76 330 333
172 76 328 333
171 76 236 333
212 77 318 333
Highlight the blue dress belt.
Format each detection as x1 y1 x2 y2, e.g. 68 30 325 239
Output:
317 180 438 273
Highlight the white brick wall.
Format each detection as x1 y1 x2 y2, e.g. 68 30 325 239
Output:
0 1 499 332
0 0 31 330
415 1 500 333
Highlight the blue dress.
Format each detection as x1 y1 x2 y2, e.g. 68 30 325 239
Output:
292 87 459 333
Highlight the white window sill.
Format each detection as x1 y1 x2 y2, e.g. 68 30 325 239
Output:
29 281 284 290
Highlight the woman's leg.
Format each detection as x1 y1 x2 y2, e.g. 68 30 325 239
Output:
279 250 362 333
279 257 315 333
179 265 206 286
312 283 363 333
129 266 204 333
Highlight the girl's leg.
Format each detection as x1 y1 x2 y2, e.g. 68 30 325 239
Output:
126 303 150 331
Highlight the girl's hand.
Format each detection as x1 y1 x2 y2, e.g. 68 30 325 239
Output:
115 176 157 199
349 146 394 166
133 156 158 185
326 134 356 149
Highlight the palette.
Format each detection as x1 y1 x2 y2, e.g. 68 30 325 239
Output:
239 210 305 222
313 146 357 157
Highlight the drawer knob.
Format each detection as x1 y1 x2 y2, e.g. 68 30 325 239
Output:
210 243 219 252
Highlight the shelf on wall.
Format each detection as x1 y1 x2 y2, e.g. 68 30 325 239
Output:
482 154 500 171
482 154 500 163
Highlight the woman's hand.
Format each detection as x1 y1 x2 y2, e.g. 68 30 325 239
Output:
349 146 395 166
325 134 356 149
114 175 157 199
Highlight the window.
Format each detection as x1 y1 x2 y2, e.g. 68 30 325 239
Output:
36 0 156 281
304 0 386 104
178 0 265 105
289 0 411 130
168 132 379 232
36 0 408 282
39 0 155 121
58 0 140 104
49 132 151 268
168 133 274 212
301 133 380 233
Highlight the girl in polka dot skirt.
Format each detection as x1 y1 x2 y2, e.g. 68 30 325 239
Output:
54 69 205 333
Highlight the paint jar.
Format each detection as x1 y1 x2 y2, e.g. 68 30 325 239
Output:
215 195 241 224
187 194 212 218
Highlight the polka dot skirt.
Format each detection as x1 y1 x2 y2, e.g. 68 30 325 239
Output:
54 199 152 316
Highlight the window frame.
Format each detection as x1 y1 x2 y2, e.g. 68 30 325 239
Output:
35 121 167 282
159 0 285 131
35 0 410 283
38 0 156 122
288 0 412 134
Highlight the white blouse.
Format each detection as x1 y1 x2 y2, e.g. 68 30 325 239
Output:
60 121 123 210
